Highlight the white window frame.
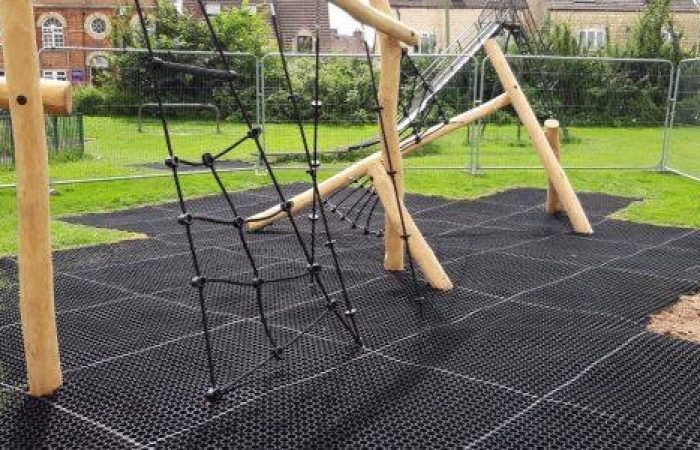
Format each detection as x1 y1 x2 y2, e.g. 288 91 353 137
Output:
42 69 68 81
578 28 606 52
42 17 65 48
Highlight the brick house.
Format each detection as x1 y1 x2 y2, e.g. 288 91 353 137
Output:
0 0 343 85
390 0 699 53
548 0 700 52
0 0 152 84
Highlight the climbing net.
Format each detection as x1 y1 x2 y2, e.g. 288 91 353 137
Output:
132 0 362 400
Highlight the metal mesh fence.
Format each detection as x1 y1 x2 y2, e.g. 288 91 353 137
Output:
0 48 693 187
0 113 84 170
667 58 700 180
260 53 477 171
476 54 674 170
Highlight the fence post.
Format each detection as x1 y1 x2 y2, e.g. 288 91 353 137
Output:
77 113 85 155
659 60 677 172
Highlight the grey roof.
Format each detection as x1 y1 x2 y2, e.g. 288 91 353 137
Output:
391 0 699 12
544 0 698 12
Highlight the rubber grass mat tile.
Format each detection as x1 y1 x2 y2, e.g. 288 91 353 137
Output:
0 187 699 448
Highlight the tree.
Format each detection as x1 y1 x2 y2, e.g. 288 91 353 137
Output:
75 0 272 117
628 0 683 63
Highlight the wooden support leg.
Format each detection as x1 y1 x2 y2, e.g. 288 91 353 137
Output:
368 163 453 290
0 0 63 396
371 0 405 270
544 119 563 215
484 39 593 235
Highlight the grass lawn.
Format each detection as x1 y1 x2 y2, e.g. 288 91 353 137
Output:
0 116 697 256
0 167 698 256
0 116 687 183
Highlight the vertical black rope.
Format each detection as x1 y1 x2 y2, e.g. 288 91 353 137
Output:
132 0 219 394
363 42 419 287
268 1 361 342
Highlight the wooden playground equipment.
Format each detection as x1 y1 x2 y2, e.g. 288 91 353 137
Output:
0 0 72 396
248 0 593 289
0 0 591 398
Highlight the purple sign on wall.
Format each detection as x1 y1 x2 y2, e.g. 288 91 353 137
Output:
71 69 85 83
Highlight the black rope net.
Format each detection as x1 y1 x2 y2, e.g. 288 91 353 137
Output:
133 0 362 400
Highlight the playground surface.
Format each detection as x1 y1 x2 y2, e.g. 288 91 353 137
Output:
1 185 700 448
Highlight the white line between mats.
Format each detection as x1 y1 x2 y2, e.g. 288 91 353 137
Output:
464 332 647 449
0 381 148 449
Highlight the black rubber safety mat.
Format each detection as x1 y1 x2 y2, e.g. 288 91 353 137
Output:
2 186 700 448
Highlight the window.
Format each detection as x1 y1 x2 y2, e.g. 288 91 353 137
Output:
578 29 606 52
42 17 65 48
205 3 221 15
42 70 68 81
296 34 314 53
85 13 111 40
661 29 678 43
415 32 436 54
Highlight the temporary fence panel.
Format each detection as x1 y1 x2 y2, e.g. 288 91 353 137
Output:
667 58 700 180
476 54 674 170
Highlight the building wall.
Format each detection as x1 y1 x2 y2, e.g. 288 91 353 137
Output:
396 7 482 52
550 9 700 51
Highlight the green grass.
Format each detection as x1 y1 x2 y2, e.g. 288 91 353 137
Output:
0 116 691 184
0 167 698 256
0 116 697 256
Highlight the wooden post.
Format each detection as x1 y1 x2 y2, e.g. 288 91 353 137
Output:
246 94 511 231
0 0 63 396
484 39 593 235
371 0 406 271
0 77 73 115
367 163 453 290
544 119 563 214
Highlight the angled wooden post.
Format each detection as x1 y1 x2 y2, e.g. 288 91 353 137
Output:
544 119 563 214
484 39 593 235
370 0 406 270
0 0 63 396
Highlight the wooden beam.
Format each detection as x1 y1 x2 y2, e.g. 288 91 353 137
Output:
371 0 406 271
367 163 452 290
0 0 62 396
246 96 510 232
329 0 419 46
544 119 563 214
0 77 72 116
484 39 593 235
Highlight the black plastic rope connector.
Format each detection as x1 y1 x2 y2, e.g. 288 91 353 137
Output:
247 126 262 139
204 387 222 402
400 233 412 241
307 263 322 275
165 156 179 168
324 240 336 249
177 213 193 226
191 276 207 288
326 299 339 310
287 94 299 102
386 170 398 176
270 347 283 359
252 277 264 288
201 153 215 167
344 308 357 317
279 200 294 212
232 216 245 229
371 105 384 113
311 100 323 109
